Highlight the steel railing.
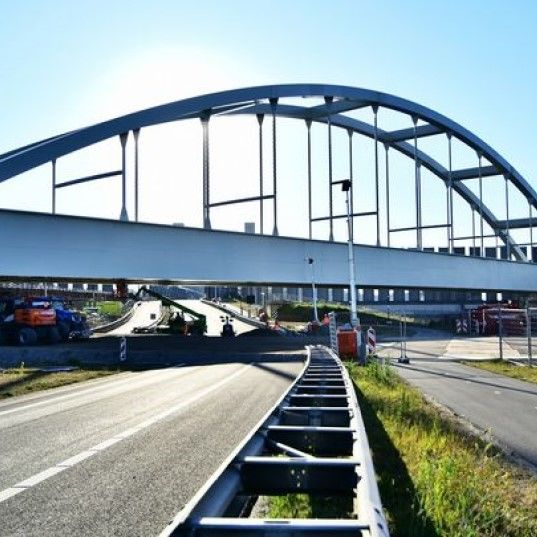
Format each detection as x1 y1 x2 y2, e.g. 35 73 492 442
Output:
159 345 389 537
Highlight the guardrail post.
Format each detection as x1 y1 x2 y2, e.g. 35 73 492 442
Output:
498 305 504 361
527 303 533 367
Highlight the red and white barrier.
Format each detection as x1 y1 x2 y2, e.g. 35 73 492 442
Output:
366 327 376 354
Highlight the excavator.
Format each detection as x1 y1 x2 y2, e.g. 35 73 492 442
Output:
131 286 207 336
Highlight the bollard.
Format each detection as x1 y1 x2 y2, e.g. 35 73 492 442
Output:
398 318 409 364
498 306 503 361
526 304 533 367
119 336 127 362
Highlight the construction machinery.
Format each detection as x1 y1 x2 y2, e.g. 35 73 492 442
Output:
37 296 91 341
132 286 207 335
0 296 91 346
0 297 58 345
220 315 235 337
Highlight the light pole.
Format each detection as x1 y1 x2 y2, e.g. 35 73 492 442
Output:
308 257 319 323
338 179 358 327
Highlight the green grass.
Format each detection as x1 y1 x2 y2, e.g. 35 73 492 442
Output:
267 361 537 536
0 365 118 399
349 361 537 536
275 301 424 325
463 360 537 385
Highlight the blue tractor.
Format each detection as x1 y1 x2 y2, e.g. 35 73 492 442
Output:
31 296 92 341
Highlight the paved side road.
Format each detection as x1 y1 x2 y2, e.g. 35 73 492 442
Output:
0 359 303 536
394 360 537 468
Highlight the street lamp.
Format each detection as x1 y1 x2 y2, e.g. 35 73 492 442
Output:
307 257 319 323
339 179 358 327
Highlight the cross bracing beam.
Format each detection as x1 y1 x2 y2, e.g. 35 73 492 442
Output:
382 123 443 142
496 217 537 230
451 165 498 181
54 170 122 189
303 98 371 119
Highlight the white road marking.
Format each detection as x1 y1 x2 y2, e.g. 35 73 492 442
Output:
494 390 501 395
0 363 252 504
0 366 187 417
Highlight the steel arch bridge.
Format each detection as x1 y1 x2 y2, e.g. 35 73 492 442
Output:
1 84 537 290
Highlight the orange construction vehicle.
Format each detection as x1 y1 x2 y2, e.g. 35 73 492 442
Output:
0 297 59 345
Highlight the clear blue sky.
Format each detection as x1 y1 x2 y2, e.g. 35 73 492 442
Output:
1 0 536 248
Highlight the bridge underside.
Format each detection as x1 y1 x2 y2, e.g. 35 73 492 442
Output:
1 210 537 292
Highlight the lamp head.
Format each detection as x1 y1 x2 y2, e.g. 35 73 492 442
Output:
341 179 352 192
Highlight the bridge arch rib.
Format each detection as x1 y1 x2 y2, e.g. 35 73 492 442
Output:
0 84 534 261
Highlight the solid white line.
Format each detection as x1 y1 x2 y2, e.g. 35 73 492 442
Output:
0 363 252 504
0 366 189 417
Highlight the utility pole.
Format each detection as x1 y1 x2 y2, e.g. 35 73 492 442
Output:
341 179 358 326
308 258 319 323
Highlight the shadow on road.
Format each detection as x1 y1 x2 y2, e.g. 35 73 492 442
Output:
0 370 48 396
251 362 300 381
394 363 537 397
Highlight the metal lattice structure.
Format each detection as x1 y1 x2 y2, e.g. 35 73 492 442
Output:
1 83 535 261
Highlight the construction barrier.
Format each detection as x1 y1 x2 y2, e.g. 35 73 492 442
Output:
367 327 376 354
337 328 361 360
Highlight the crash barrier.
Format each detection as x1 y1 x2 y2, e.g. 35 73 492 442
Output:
131 303 165 334
160 345 389 537
92 301 136 333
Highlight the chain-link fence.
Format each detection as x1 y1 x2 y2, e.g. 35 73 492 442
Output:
462 305 534 366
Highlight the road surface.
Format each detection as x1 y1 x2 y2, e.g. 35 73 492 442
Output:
0 358 303 536
378 329 520 360
393 360 537 468
107 300 162 336
177 300 255 336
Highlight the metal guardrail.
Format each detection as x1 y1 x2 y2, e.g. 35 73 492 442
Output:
91 301 136 333
160 345 389 537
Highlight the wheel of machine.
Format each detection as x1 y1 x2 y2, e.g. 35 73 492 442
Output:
17 327 38 346
57 321 70 342
48 326 62 344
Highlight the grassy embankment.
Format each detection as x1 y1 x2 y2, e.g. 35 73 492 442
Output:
268 361 537 537
463 359 537 385
0 364 117 399
274 302 432 337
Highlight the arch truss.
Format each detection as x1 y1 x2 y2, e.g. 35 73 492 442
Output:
1 84 536 262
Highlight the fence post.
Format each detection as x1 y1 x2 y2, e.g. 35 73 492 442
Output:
527 303 533 367
498 306 504 361
398 318 409 364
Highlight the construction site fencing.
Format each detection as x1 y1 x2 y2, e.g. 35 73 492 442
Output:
464 306 534 366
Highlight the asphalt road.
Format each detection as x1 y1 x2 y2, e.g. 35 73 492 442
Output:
176 300 255 336
394 360 537 468
107 300 162 336
0 358 303 536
